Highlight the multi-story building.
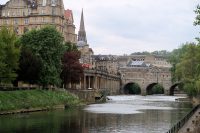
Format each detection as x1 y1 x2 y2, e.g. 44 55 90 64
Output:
64 9 77 44
93 55 118 74
0 0 77 43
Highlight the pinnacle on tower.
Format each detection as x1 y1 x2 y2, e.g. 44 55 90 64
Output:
78 9 87 43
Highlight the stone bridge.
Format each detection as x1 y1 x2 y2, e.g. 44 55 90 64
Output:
75 69 121 95
74 67 180 96
120 66 174 95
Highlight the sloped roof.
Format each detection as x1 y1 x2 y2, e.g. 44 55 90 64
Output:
93 55 117 61
130 61 144 66
128 60 150 67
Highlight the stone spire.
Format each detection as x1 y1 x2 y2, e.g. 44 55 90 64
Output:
78 9 87 43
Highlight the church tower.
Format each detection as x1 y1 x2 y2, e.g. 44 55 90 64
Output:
77 9 94 68
78 9 87 43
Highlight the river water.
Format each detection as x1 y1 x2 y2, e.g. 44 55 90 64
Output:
0 95 192 133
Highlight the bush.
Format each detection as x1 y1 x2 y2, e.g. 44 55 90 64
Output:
127 83 141 94
0 89 80 111
151 84 164 94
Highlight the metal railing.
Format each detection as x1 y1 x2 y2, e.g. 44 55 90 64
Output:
166 104 200 133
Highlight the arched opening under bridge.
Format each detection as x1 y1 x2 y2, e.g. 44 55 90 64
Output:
123 83 141 95
170 83 185 96
146 83 164 95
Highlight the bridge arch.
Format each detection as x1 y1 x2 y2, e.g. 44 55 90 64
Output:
123 82 141 95
169 83 184 96
146 83 164 95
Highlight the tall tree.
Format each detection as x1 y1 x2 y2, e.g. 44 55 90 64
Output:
61 43 83 88
17 47 42 84
20 26 65 87
172 43 200 96
0 27 20 84
169 44 192 82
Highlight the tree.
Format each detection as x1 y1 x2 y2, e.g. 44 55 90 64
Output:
20 26 65 87
194 5 200 26
151 84 164 94
169 5 200 97
17 47 42 84
172 43 200 96
0 27 20 84
61 43 83 88
169 44 193 82
125 83 141 94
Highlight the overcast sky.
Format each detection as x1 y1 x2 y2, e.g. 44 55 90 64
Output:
0 0 200 55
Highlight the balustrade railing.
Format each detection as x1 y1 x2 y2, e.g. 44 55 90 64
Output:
166 104 200 133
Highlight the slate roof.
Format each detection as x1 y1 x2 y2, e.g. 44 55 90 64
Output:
93 55 117 61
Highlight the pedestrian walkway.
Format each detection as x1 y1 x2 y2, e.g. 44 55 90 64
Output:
178 108 200 133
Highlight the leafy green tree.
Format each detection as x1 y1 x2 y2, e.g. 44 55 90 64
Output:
169 5 200 97
0 27 20 84
61 43 83 88
151 84 164 94
20 26 65 87
194 5 200 26
172 43 200 96
169 44 192 82
17 47 42 84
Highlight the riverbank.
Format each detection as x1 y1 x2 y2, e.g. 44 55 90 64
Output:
178 106 200 133
0 89 81 114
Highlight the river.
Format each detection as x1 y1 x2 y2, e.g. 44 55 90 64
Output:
0 95 192 133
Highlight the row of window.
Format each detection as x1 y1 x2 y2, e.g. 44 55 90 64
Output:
7 0 58 7
124 73 170 78
1 8 59 17
133 59 145 61
154 61 170 65
9 25 64 34
1 17 64 25
2 18 29 25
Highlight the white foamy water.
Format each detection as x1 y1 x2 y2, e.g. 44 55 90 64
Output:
107 95 185 102
84 95 187 114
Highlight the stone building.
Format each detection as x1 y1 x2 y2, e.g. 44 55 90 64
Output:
93 55 118 75
118 55 171 68
0 0 77 43
77 10 94 68
64 9 77 44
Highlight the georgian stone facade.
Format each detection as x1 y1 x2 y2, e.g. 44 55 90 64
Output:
0 0 77 43
93 55 118 75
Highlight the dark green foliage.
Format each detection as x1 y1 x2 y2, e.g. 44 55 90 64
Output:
131 50 170 58
0 90 80 111
20 26 65 86
151 84 164 94
175 44 200 96
194 5 200 26
168 44 191 83
0 27 20 84
125 83 141 94
17 47 42 84
183 82 197 97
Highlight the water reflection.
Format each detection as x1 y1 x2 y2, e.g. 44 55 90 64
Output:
0 96 192 133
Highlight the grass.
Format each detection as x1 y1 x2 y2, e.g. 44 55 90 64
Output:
0 89 80 111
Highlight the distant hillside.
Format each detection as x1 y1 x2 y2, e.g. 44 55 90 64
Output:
131 50 171 58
